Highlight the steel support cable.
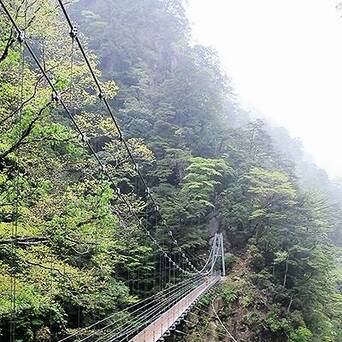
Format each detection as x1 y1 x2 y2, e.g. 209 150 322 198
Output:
55 0 206 276
113 286 200 342
189 309 233 340
153 221 201 275
167 256 174 313
0 1 134 224
84 275 203 340
0 4 109 173
167 229 204 274
199 241 215 273
0 6 218 341
104 282 203 342
164 248 167 288
0 6 223 341
211 304 238 342
56 0 153 203
66 25 83 333
208 234 220 274
184 235 218 277
174 233 218 277
109 276 207 341
140 231 194 276
168 256 171 294
197 234 218 274
172 252 177 321
94 278 204 342
108 278 205 342
112 276 220 342
0 2 195 281
58 274 201 342
152 251 156 292
159 252 162 290
206 241 220 276
10 10 25 341
3 1 194 281
95 278 201 341
166 226 219 276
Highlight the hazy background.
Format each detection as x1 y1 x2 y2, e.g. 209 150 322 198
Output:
187 0 342 179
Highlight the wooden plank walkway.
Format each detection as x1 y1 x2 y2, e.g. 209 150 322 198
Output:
130 277 220 342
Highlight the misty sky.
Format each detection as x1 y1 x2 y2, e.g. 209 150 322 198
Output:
187 0 342 179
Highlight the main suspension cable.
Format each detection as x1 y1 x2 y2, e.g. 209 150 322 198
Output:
0 0 195 279
55 0 203 274
10 4 26 340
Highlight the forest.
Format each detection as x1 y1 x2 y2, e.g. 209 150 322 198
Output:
0 0 341 341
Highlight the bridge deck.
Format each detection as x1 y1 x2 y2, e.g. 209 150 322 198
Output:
130 277 219 342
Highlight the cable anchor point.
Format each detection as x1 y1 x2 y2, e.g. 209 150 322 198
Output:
98 91 106 100
81 133 89 143
70 25 78 39
51 91 60 103
17 30 25 43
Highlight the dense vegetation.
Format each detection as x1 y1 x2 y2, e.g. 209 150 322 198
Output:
0 0 341 341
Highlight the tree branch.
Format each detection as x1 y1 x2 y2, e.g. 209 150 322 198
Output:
0 101 52 162
0 75 44 126
0 236 48 245
0 30 16 64
24 259 72 279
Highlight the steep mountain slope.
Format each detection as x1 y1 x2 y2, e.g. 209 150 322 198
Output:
0 0 341 341
70 1 342 340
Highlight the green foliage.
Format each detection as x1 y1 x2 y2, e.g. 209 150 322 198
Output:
224 252 236 271
265 312 290 333
289 326 313 342
241 293 254 308
0 0 341 341
219 281 238 305
180 157 231 214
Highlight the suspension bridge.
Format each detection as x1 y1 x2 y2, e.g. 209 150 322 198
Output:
58 233 225 342
1 1 230 341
